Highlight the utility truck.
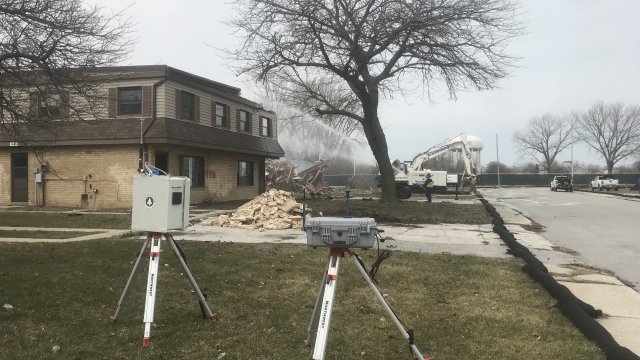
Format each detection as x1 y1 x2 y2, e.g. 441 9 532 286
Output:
392 134 480 199
590 175 619 191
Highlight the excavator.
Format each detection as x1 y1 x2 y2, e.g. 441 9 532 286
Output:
392 133 480 199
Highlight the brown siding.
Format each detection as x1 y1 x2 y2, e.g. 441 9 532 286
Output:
142 86 152 117
108 88 117 117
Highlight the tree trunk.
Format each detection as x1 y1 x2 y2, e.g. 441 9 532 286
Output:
607 161 614 174
361 103 397 202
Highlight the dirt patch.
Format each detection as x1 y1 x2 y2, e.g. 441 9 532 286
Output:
551 246 580 255
521 221 545 232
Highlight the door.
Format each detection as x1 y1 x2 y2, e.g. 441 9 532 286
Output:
11 152 29 202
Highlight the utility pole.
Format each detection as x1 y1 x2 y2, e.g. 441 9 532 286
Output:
570 144 574 183
496 133 501 188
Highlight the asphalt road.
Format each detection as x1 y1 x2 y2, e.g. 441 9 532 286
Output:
483 187 640 289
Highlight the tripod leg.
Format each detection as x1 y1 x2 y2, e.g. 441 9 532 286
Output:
305 256 330 348
308 248 342 360
142 233 162 348
165 234 217 320
349 252 428 360
110 235 150 324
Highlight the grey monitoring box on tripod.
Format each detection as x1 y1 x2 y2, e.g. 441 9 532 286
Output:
304 216 429 360
111 173 216 348
305 217 377 249
131 175 190 233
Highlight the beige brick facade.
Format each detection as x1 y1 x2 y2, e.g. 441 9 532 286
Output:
0 144 265 208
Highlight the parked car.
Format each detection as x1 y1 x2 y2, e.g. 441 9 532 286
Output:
550 175 573 192
590 175 619 191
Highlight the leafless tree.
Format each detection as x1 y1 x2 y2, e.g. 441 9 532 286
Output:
229 0 521 201
0 0 131 141
575 102 640 174
512 113 577 171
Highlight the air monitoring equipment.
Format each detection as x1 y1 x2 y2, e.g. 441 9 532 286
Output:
131 175 190 233
304 217 429 360
305 217 377 249
111 173 216 347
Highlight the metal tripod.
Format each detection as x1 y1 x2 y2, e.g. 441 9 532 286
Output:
305 247 429 360
110 232 216 347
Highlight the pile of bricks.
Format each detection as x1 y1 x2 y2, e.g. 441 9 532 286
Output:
215 189 310 230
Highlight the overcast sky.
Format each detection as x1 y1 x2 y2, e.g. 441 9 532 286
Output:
95 0 640 169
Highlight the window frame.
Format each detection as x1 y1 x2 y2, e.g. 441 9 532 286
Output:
117 86 142 115
238 110 250 133
179 155 205 187
180 91 196 121
38 92 62 118
260 116 272 137
215 102 227 127
237 160 254 186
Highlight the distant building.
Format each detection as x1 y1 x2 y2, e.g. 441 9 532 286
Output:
0 65 284 208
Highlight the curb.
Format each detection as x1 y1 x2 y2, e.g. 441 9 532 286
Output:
477 193 639 360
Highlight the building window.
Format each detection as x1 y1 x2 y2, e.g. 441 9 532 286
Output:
215 103 227 127
260 116 272 137
237 161 254 186
238 110 250 133
180 91 196 121
179 155 204 187
39 93 61 117
118 87 142 115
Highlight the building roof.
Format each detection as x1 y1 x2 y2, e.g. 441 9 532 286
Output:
0 118 285 158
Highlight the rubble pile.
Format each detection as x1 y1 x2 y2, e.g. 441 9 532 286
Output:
266 159 329 197
215 189 310 230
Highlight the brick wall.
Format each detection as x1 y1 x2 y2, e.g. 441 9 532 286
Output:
147 144 262 203
0 152 11 204
0 144 266 208
0 146 139 208
41 146 138 208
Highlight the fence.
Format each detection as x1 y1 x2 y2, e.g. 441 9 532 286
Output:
324 173 640 188
476 173 640 187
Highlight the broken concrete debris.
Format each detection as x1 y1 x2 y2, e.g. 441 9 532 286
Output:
266 158 329 197
215 189 311 230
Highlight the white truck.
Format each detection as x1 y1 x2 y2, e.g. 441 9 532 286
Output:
550 175 573 192
590 175 619 191
392 134 479 199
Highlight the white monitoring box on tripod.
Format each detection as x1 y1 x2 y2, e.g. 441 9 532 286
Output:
131 175 191 233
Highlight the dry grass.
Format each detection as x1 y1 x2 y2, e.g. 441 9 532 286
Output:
0 240 603 360
0 230 100 239
0 212 130 229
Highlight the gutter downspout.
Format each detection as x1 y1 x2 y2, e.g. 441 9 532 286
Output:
140 78 167 170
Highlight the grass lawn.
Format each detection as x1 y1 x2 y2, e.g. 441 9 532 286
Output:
0 230 101 239
0 240 603 360
304 199 491 224
0 212 130 229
